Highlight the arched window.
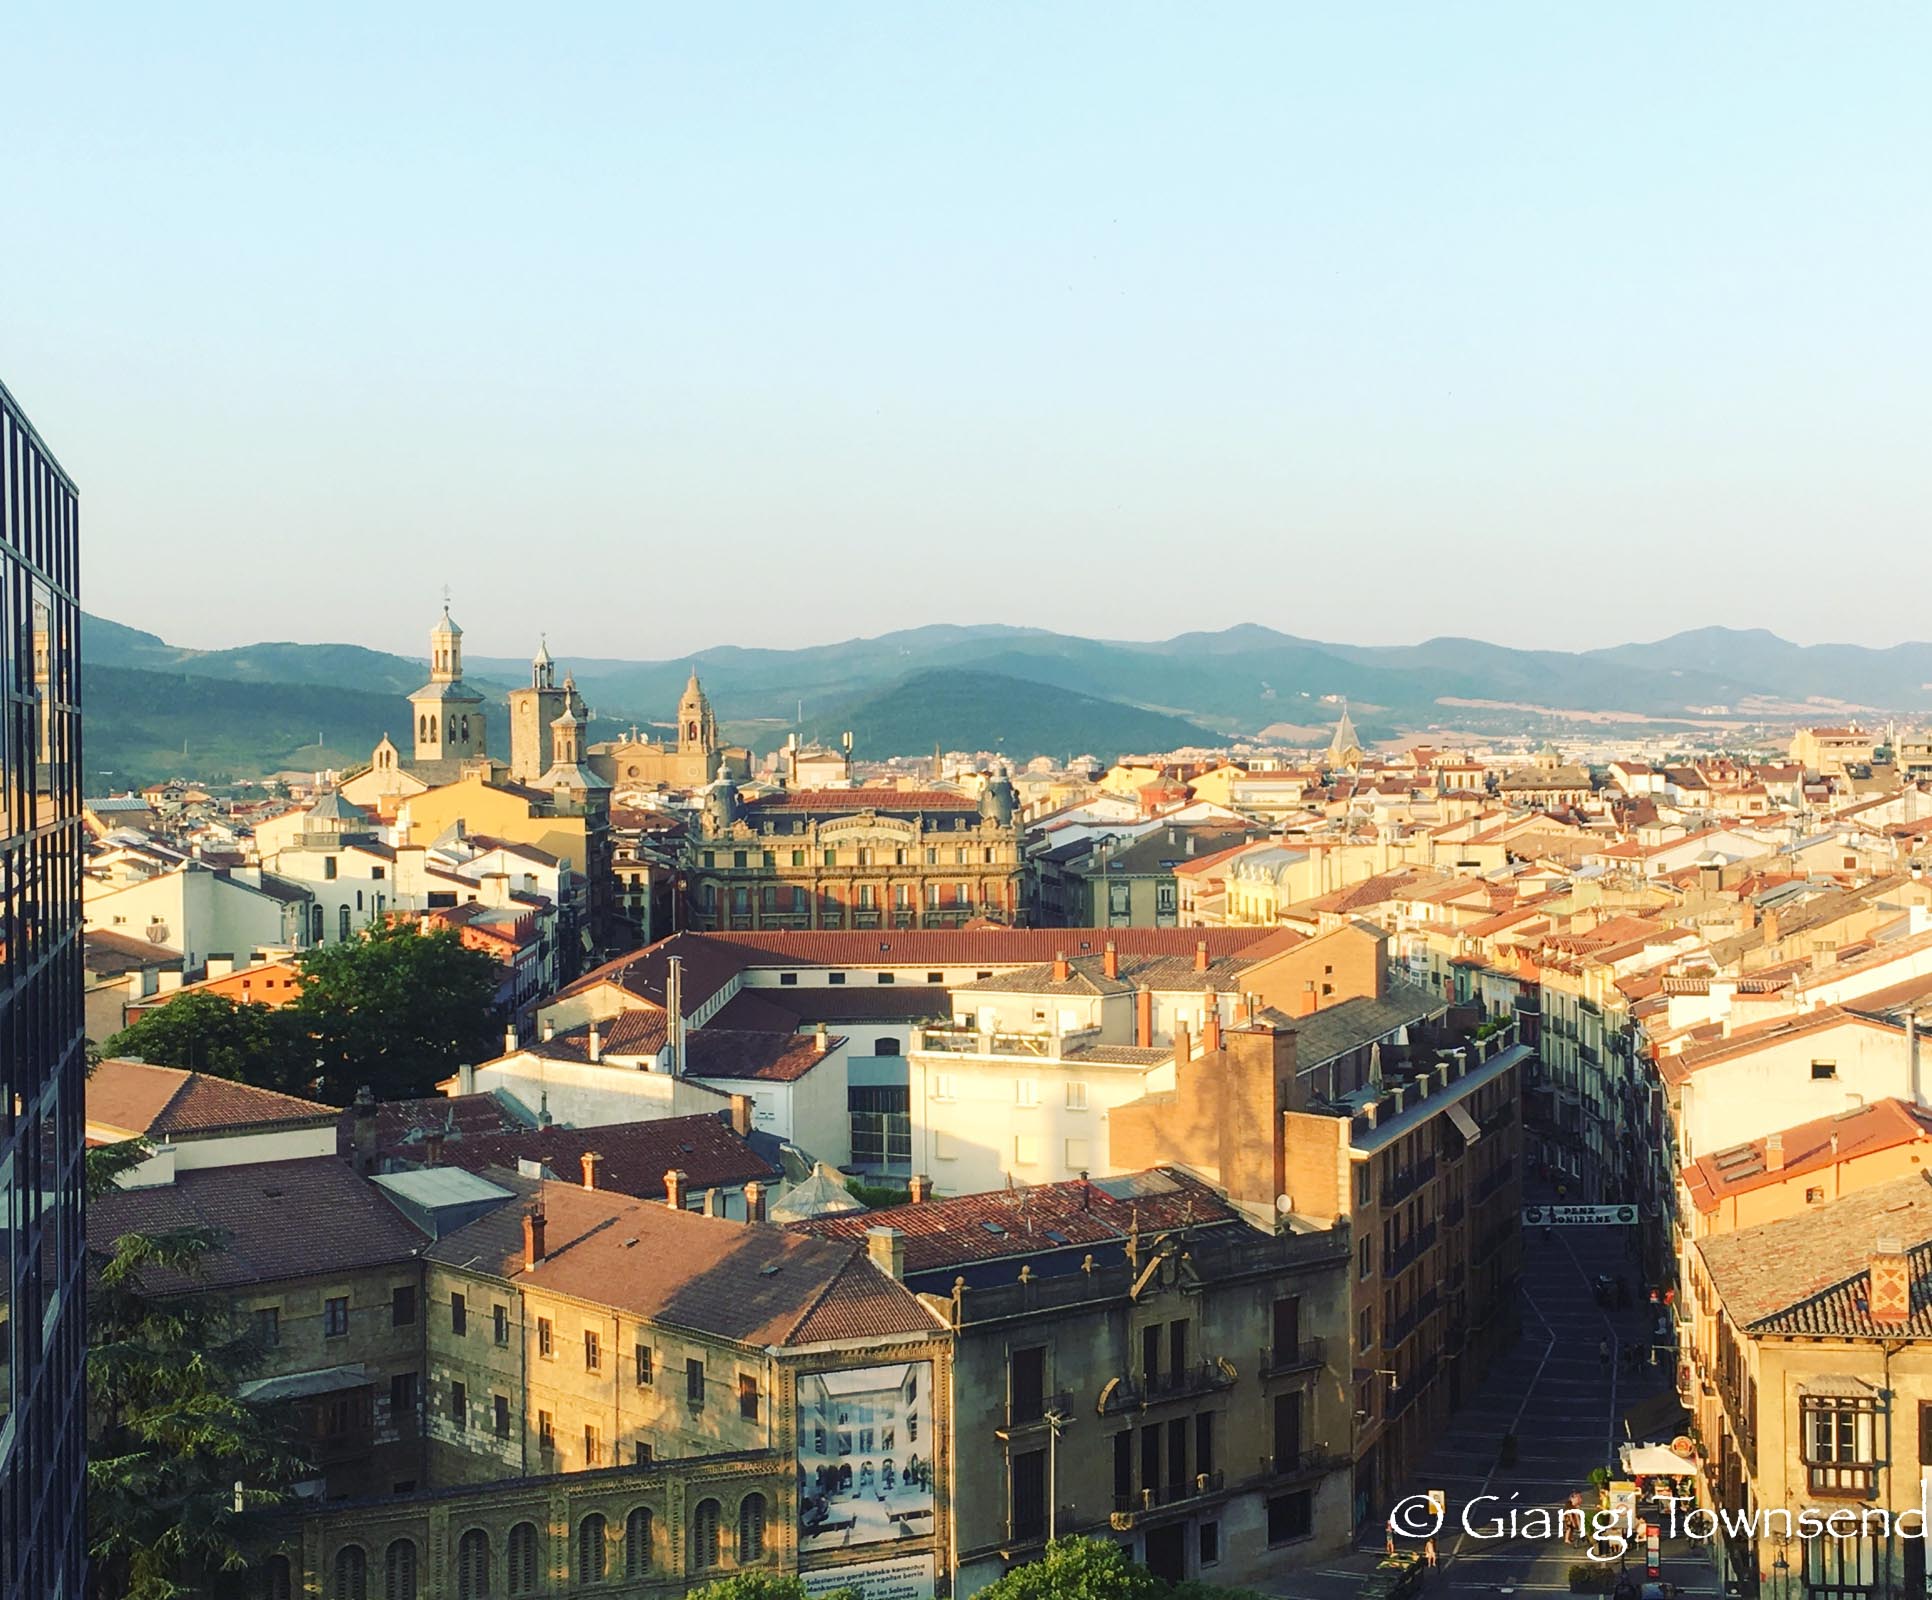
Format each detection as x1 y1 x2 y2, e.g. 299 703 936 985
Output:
576 1513 607 1585
506 1523 539 1596
446 716 455 743
332 1544 367 1600
309 904 324 944
456 1528 491 1599
338 904 352 942
384 1539 417 1600
263 1555 292 1600
462 715 470 741
691 1498 722 1570
624 1507 653 1576
874 1036 902 1056
738 1494 767 1563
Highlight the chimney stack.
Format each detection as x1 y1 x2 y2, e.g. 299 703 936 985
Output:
1136 986 1153 1049
1195 940 1209 973
504 1023 518 1054
743 1181 767 1223
587 1021 602 1063
581 1151 603 1191
1763 1132 1784 1173
458 1061 477 1096
1103 942 1119 980
541 1018 555 1042
665 1169 688 1210
1052 951 1071 983
729 1093 753 1137
814 1022 830 1053
867 1225 907 1280
523 1207 547 1268
702 1188 719 1217
1203 1011 1222 1054
1174 1020 1192 1067
351 1085 377 1175
1870 1236 1912 1324
909 1173 931 1204
423 1129 445 1167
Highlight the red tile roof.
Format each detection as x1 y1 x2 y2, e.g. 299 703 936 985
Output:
748 789 976 811
396 1111 780 1198
89 1058 337 1140
1683 1097 1932 1213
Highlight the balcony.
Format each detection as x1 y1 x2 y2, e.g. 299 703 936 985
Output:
1259 1339 1324 1378
1255 1450 1344 1483
1805 1461 1876 1500
1384 1221 1439 1279
1475 1158 1517 1203
1111 1471 1228 1527
1380 1155 1438 1209
1099 1360 1235 1414
914 1025 1099 1061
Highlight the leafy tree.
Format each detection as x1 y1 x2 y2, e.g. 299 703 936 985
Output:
101 990 305 1092
687 1578 860 1600
291 919 503 1102
977 1538 1166 1600
86 1142 310 1600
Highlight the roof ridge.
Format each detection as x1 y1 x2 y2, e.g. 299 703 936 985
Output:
776 1239 870 1345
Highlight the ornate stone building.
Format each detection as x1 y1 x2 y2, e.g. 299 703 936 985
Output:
342 606 506 810
589 671 751 794
683 774 1023 932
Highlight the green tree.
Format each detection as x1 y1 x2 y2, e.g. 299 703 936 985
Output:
291 919 503 1102
977 1538 1167 1600
101 990 305 1091
86 1141 310 1600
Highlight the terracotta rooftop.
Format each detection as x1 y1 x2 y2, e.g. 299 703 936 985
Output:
396 1110 781 1198
1683 1098 1932 1213
1658 1007 1901 1087
428 1176 941 1348
89 1058 337 1141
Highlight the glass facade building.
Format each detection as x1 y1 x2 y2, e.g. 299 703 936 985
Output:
0 377 86 1598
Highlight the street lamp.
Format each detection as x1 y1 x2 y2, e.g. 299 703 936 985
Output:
1043 1406 1070 1543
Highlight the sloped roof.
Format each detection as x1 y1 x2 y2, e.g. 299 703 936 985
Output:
89 1058 337 1140
403 1111 780 1197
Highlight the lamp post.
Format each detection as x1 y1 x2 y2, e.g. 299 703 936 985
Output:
1044 1406 1070 1543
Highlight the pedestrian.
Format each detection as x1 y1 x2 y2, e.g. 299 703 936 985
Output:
1566 1490 1585 1546
1387 1516 1397 1558
1424 1537 1438 1570
1598 1337 1611 1372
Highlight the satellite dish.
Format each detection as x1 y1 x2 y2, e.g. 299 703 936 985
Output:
1275 1194 1293 1214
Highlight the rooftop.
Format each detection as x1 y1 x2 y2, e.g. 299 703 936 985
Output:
89 1058 338 1141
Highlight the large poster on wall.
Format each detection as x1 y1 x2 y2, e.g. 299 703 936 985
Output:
797 1362 935 1548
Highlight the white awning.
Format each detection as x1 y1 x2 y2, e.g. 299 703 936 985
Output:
1448 1101 1483 1144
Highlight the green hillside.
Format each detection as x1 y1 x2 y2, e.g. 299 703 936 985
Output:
782 669 1219 762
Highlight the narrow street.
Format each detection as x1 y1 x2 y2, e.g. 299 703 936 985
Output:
1265 1216 1711 1600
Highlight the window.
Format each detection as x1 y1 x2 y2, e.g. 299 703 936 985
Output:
1359 1307 1373 1353
823 849 837 867
339 905 352 941
1806 1534 1877 1600
538 1317 554 1357
828 971 846 985
390 1371 418 1414
451 1382 467 1430
585 1328 602 1371
331 1545 367 1600
494 1393 511 1439
385 1539 418 1600
738 1494 768 1562
1804 1397 1877 1495
1011 1345 1047 1423
636 1344 654 1385
252 1306 281 1348
1200 1520 1221 1567
1065 1137 1090 1168
1268 1490 1313 1545
635 1442 653 1465
687 1357 706 1406
392 1285 415 1327
324 1296 349 1338
1011 1447 1047 1543
264 1554 293 1600
1196 1410 1216 1476
791 850 806 868
1359 1237 1373 1280
455 1530 489 1600
1013 1133 1040 1166
538 1410 555 1453
1356 1165 1372 1206
626 1507 654 1575
584 1423 603 1466
877 970 895 985
574 1513 607 1584
1807 1186 1827 1203
1812 1059 1838 1080
933 1073 958 1102
494 1304 509 1346
506 1523 540 1595
451 1292 466 1335
739 1374 760 1420
1066 1081 1088 1111
691 1499 722 1570
1016 1079 1039 1107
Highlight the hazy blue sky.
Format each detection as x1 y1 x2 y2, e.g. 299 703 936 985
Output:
5 4 1928 661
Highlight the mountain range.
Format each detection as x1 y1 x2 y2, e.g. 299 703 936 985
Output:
78 615 1932 786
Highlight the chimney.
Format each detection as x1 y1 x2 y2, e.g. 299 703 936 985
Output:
702 1188 719 1217
1052 951 1071 983
729 1093 753 1137
1174 1020 1192 1066
504 1023 518 1054
581 1151 603 1190
523 1207 547 1268
541 1018 555 1042
1135 986 1153 1049
665 1169 688 1210
1203 1011 1222 1054
1103 942 1118 980
814 1022 830 1053
351 1085 377 1175
1869 1236 1912 1324
1195 940 1210 973
424 1129 445 1167
743 1180 767 1223
867 1225 907 1281
1763 1132 1784 1173
458 1061 476 1096
909 1173 931 1205
587 1021 602 1063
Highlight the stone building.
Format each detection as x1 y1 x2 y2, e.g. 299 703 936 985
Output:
683 777 1023 933
589 672 751 794
343 606 507 810
794 1170 1356 1596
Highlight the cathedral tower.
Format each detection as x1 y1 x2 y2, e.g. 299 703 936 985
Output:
509 635 567 783
409 604 488 765
677 670 718 757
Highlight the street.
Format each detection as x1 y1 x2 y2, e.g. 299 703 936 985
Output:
1264 1215 1711 1600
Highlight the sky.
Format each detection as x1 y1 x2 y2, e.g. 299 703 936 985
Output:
4 3 1930 662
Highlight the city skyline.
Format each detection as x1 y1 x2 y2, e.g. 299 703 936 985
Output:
6 3 1931 655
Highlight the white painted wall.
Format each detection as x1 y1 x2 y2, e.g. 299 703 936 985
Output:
1676 1022 1915 1157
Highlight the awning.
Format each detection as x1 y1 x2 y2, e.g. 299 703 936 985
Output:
237 1363 371 1404
1799 1374 1876 1399
1447 1102 1483 1144
1621 1443 1696 1477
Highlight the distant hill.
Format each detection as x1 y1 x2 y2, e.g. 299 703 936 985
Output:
782 670 1219 761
